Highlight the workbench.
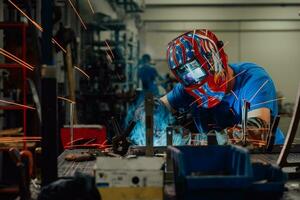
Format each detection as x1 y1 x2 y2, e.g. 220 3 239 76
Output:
56 149 300 200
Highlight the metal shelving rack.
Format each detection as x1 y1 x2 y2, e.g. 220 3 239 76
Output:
0 22 29 143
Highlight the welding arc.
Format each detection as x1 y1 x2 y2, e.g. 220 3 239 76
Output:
67 0 87 30
57 96 76 104
7 0 43 32
0 99 35 110
74 66 90 79
52 38 67 53
0 48 34 71
86 0 95 14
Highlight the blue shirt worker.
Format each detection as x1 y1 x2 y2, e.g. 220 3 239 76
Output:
138 54 163 96
160 29 285 146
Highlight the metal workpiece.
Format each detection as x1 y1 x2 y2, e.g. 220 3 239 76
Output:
145 92 154 156
242 100 250 146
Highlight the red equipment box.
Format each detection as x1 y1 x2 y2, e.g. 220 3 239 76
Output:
60 124 106 149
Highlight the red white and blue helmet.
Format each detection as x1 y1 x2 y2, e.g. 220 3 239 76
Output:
167 29 228 108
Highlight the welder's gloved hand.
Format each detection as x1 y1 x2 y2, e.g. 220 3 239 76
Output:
215 130 228 145
215 126 243 145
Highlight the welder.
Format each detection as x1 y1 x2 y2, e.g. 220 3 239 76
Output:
138 54 163 96
160 29 285 146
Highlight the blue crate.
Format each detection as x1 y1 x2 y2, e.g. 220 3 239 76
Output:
169 145 253 200
169 145 287 200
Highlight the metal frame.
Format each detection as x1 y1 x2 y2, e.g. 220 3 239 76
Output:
277 84 300 173
0 22 28 149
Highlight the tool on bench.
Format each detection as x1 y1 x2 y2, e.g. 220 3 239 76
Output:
112 118 136 156
64 151 96 162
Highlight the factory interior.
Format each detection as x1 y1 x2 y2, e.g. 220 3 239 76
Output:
0 0 300 199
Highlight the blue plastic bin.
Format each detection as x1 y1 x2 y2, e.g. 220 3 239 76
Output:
169 145 253 200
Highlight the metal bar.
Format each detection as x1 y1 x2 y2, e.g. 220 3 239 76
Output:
41 0 57 186
145 92 154 156
241 100 250 145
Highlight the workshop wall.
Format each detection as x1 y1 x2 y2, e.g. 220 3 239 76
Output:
141 2 300 103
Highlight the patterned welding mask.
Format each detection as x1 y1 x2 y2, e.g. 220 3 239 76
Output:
167 29 228 108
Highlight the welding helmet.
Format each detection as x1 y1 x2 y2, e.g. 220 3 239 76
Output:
167 29 228 108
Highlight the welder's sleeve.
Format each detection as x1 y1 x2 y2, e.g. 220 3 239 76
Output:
166 83 194 111
239 73 285 144
240 74 276 113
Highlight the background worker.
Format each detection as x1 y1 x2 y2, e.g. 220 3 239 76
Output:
138 54 163 96
160 29 285 146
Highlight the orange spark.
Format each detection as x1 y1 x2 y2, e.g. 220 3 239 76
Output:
189 96 201 107
57 96 76 104
67 0 87 30
0 99 35 110
0 48 34 70
231 90 238 100
192 29 196 48
101 139 108 146
0 139 41 143
249 80 269 102
199 41 229 70
246 128 269 131
0 136 41 142
86 0 95 14
220 69 246 88
197 97 214 108
74 66 90 79
52 38 67 53
115 71 122 81
229 108 236 116
104 40 114 59
105 50 113 63
183 120 193 127
228 138 267 145
251 97 286 107
8 0 43 32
